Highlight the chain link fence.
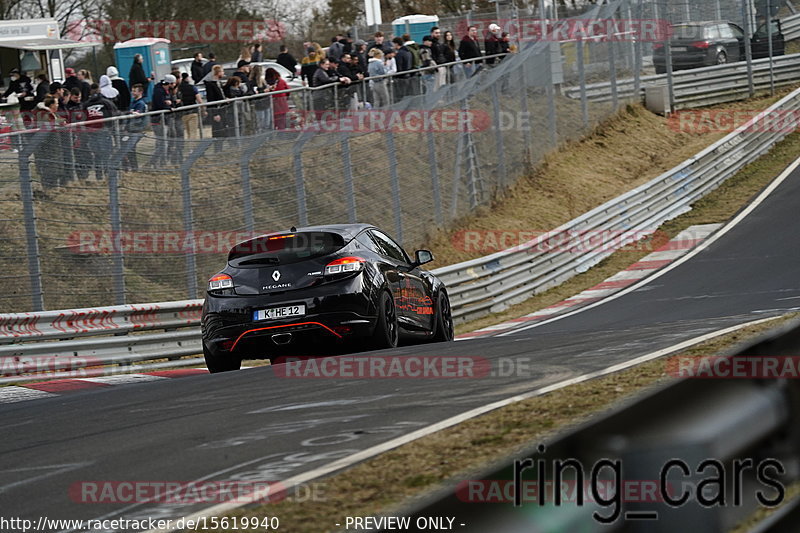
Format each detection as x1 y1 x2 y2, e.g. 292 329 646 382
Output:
0 0 779 312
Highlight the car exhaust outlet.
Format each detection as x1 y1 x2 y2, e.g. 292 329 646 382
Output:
272 333 293 345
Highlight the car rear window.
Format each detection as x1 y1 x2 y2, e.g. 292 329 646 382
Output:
228 232 345 267
672 25 709 40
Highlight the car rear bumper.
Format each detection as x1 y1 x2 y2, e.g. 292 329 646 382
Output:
201 277 377 357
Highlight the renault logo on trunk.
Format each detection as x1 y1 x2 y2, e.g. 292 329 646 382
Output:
272 270 281 281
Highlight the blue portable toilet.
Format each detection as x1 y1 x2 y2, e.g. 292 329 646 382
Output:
391 14 439 44
113 38 172 103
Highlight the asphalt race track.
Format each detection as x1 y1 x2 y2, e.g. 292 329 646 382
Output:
3 161 800 531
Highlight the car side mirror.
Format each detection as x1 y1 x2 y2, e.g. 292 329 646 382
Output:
414 249 434 266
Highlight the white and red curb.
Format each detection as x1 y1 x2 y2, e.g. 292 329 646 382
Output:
0 368 208 404
456 224 722 339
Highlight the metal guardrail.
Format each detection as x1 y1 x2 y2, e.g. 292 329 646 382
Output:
564 53 800 109
392 317 800 532
2 80 800 381
782 12 800 41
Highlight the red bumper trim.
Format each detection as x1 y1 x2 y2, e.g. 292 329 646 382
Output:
229 321 342 351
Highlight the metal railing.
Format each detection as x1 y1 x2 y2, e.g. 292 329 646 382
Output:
564 52 800 109
2 82 799 381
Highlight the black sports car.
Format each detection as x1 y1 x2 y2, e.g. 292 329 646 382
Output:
200 224 454 372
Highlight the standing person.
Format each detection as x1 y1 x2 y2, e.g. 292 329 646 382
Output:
485 24 502 65
77 70 92 100
167 77 184 162
392 37 412 100
148 75 175 167
443 30 458 82
99 75 119 106
353 40 368 74
277 45 297 76
301 47 320 86
106 67 131 111
129 54 151 98
223 76 245 137
204 65 227 150
33 74 50 105
250 43 263 63
82 83 119 180
124 83 148 171
3 69 35 128
459 26 482 78
312 58 344 111
384 49 397 76
201 52 218 80
34 96 67 187
177 72 203 139
368 31 392 55
264 68 289 130
419 36 437 94
47 82 66 111
250 64 269 131
62 68 82 97
328 35 344 62
367 49 389 109
65 87 87 180
190 52 205 85
430 27 448 90
233 60 253 94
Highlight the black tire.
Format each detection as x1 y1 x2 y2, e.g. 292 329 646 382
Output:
715 51 727 65
370 291 399 349
432 291 454 342
203 343 242 373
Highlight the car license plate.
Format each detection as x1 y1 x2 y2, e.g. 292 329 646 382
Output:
253 304 305 321
672 46 688 52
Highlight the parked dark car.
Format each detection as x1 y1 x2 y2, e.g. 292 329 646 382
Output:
200 224 454 372
653 20 784 74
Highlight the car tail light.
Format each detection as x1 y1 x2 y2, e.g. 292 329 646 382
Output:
691 41 710 49
325 256 365 275
208 273 233 291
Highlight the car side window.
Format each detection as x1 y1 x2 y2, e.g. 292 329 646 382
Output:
370 230 410 263
729 24 745 39
356 232 382 254
705 25 721 40
718 24 734 39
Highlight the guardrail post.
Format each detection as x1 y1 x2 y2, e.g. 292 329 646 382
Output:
385 130 403 245
239 134 265 234
18 131 47 311
426 130 443 225
340 132 357 223
181 139 213 299
490 83 508 189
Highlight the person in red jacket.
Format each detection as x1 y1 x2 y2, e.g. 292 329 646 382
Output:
264 68 289 130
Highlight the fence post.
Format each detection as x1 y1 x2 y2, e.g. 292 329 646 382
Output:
196 107 204 139
106 136 142 306
18 132 47 311
518 57 533 165
742 0 755 97
239 134 266 234
426 130 443 225
385 131 403 245
181 139 213 299
576 33 589 128
608 24 619 111
293 131 313 226
546 42 558 148
490 83 508 189
233 100 241 138
340 132 357 223
634 0 644 100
